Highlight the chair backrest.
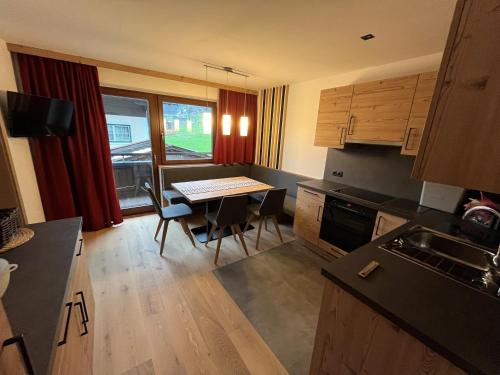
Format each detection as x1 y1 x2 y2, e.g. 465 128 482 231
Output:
259 188 287 216
143 182 162 217
216 194 248 226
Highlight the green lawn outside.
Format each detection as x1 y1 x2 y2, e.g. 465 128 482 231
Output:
165 118 212 153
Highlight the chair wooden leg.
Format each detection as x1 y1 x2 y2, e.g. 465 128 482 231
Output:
180 218 195 247
230 225 238 241
234 225 249 256
214 226 225 265
265 216 268 231
272 215 284 243
160 220 170 256
154 218 163 240
205 223 217 246
256 217 264 250
243 213 254 233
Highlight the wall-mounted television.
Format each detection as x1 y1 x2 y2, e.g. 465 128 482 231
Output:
6 91 74 137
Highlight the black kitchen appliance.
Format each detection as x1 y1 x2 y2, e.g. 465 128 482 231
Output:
320 196 378 252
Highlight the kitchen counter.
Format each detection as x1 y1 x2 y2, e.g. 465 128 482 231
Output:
322 209 500 375
1 217 82 375
297 178 429 217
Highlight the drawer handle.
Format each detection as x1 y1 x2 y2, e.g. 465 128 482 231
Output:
76 238 83 257
303 189 320 197
76 291 89 323
347 115 354 135
3 335 35 375
58 302 73 346
75 302 89 336
316 205 322 222
374 216 384 236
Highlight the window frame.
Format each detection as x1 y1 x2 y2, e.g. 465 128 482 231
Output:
157 94 217 165
107 124 132 143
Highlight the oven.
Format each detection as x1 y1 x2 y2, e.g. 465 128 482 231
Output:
319 196 377 252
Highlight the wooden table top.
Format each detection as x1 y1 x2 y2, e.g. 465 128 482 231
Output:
172 176 274 203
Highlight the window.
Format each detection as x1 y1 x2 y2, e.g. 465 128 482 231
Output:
107 124 132 143
160 96 216 163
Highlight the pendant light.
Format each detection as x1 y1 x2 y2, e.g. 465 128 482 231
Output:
174 119 180 132
222 71 232 136
239 76 249 137
202 65 212 135
186 120 192 132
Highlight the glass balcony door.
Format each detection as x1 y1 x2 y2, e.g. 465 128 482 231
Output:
101 88 160 214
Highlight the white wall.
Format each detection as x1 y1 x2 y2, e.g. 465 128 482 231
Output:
0 39 45 223
281 53 444 178
98 68 218 101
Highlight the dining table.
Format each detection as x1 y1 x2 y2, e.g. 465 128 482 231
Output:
171 176 273 243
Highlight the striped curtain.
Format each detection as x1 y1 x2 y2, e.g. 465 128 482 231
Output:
255 85 289 169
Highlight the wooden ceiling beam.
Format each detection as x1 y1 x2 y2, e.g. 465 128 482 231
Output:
7 43 258 95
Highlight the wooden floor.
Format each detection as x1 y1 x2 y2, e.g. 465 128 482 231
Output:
84 212 294 375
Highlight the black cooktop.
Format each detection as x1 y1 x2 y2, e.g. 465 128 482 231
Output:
336 187 394 205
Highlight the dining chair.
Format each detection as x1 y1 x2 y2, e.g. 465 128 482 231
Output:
204 194 249 265
143 182 195 255
243 188 287 249
162 189 189 205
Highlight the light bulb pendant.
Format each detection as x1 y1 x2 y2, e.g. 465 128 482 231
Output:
202 112 212 134
222 114 232 135
239 116 249 136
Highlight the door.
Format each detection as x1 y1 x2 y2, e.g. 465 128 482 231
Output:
412 0 500 193
101 88 160 214
401 71 437 156
314 85 353 148
347 75 418 144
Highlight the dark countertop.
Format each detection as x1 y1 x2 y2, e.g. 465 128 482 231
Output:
1 217 82 375
297 178 429 217
297 179 348 194
321 210 500 375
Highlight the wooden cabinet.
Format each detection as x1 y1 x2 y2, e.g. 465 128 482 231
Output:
0 302 28 375
401 71 438 156
310 280 467 375
371 211 408 240
314 85 353 148
293 187 325 246
347 75 418 145
52 234 94 375
413 0 500 193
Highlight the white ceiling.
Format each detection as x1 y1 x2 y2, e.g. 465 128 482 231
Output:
0 0 457 89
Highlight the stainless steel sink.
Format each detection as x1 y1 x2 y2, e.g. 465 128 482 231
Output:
402 227 494 272
380 225 500 297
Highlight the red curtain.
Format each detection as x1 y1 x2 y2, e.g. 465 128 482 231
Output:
16 54 123 231
214 89 257 164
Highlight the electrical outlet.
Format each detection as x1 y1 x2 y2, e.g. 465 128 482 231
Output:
332 170 344 177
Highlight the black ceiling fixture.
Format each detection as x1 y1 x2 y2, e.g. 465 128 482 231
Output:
360 33 375 41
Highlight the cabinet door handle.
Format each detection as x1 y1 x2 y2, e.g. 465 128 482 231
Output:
317 205 323 222
3 335 35 375
76 238 83 257
347 115 354 135
75 302 88 336
58 302 73 346
339 127 346 145
404 127 417 150
374 216 384 236
75 291 89 323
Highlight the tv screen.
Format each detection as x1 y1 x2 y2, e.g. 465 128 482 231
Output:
6 91 74 137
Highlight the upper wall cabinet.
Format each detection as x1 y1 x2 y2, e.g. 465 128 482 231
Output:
412 0 500 193
401 71 438 156
347 75 418 145
314 85 354 149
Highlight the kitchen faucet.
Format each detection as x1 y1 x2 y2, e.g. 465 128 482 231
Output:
462 205 500 231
